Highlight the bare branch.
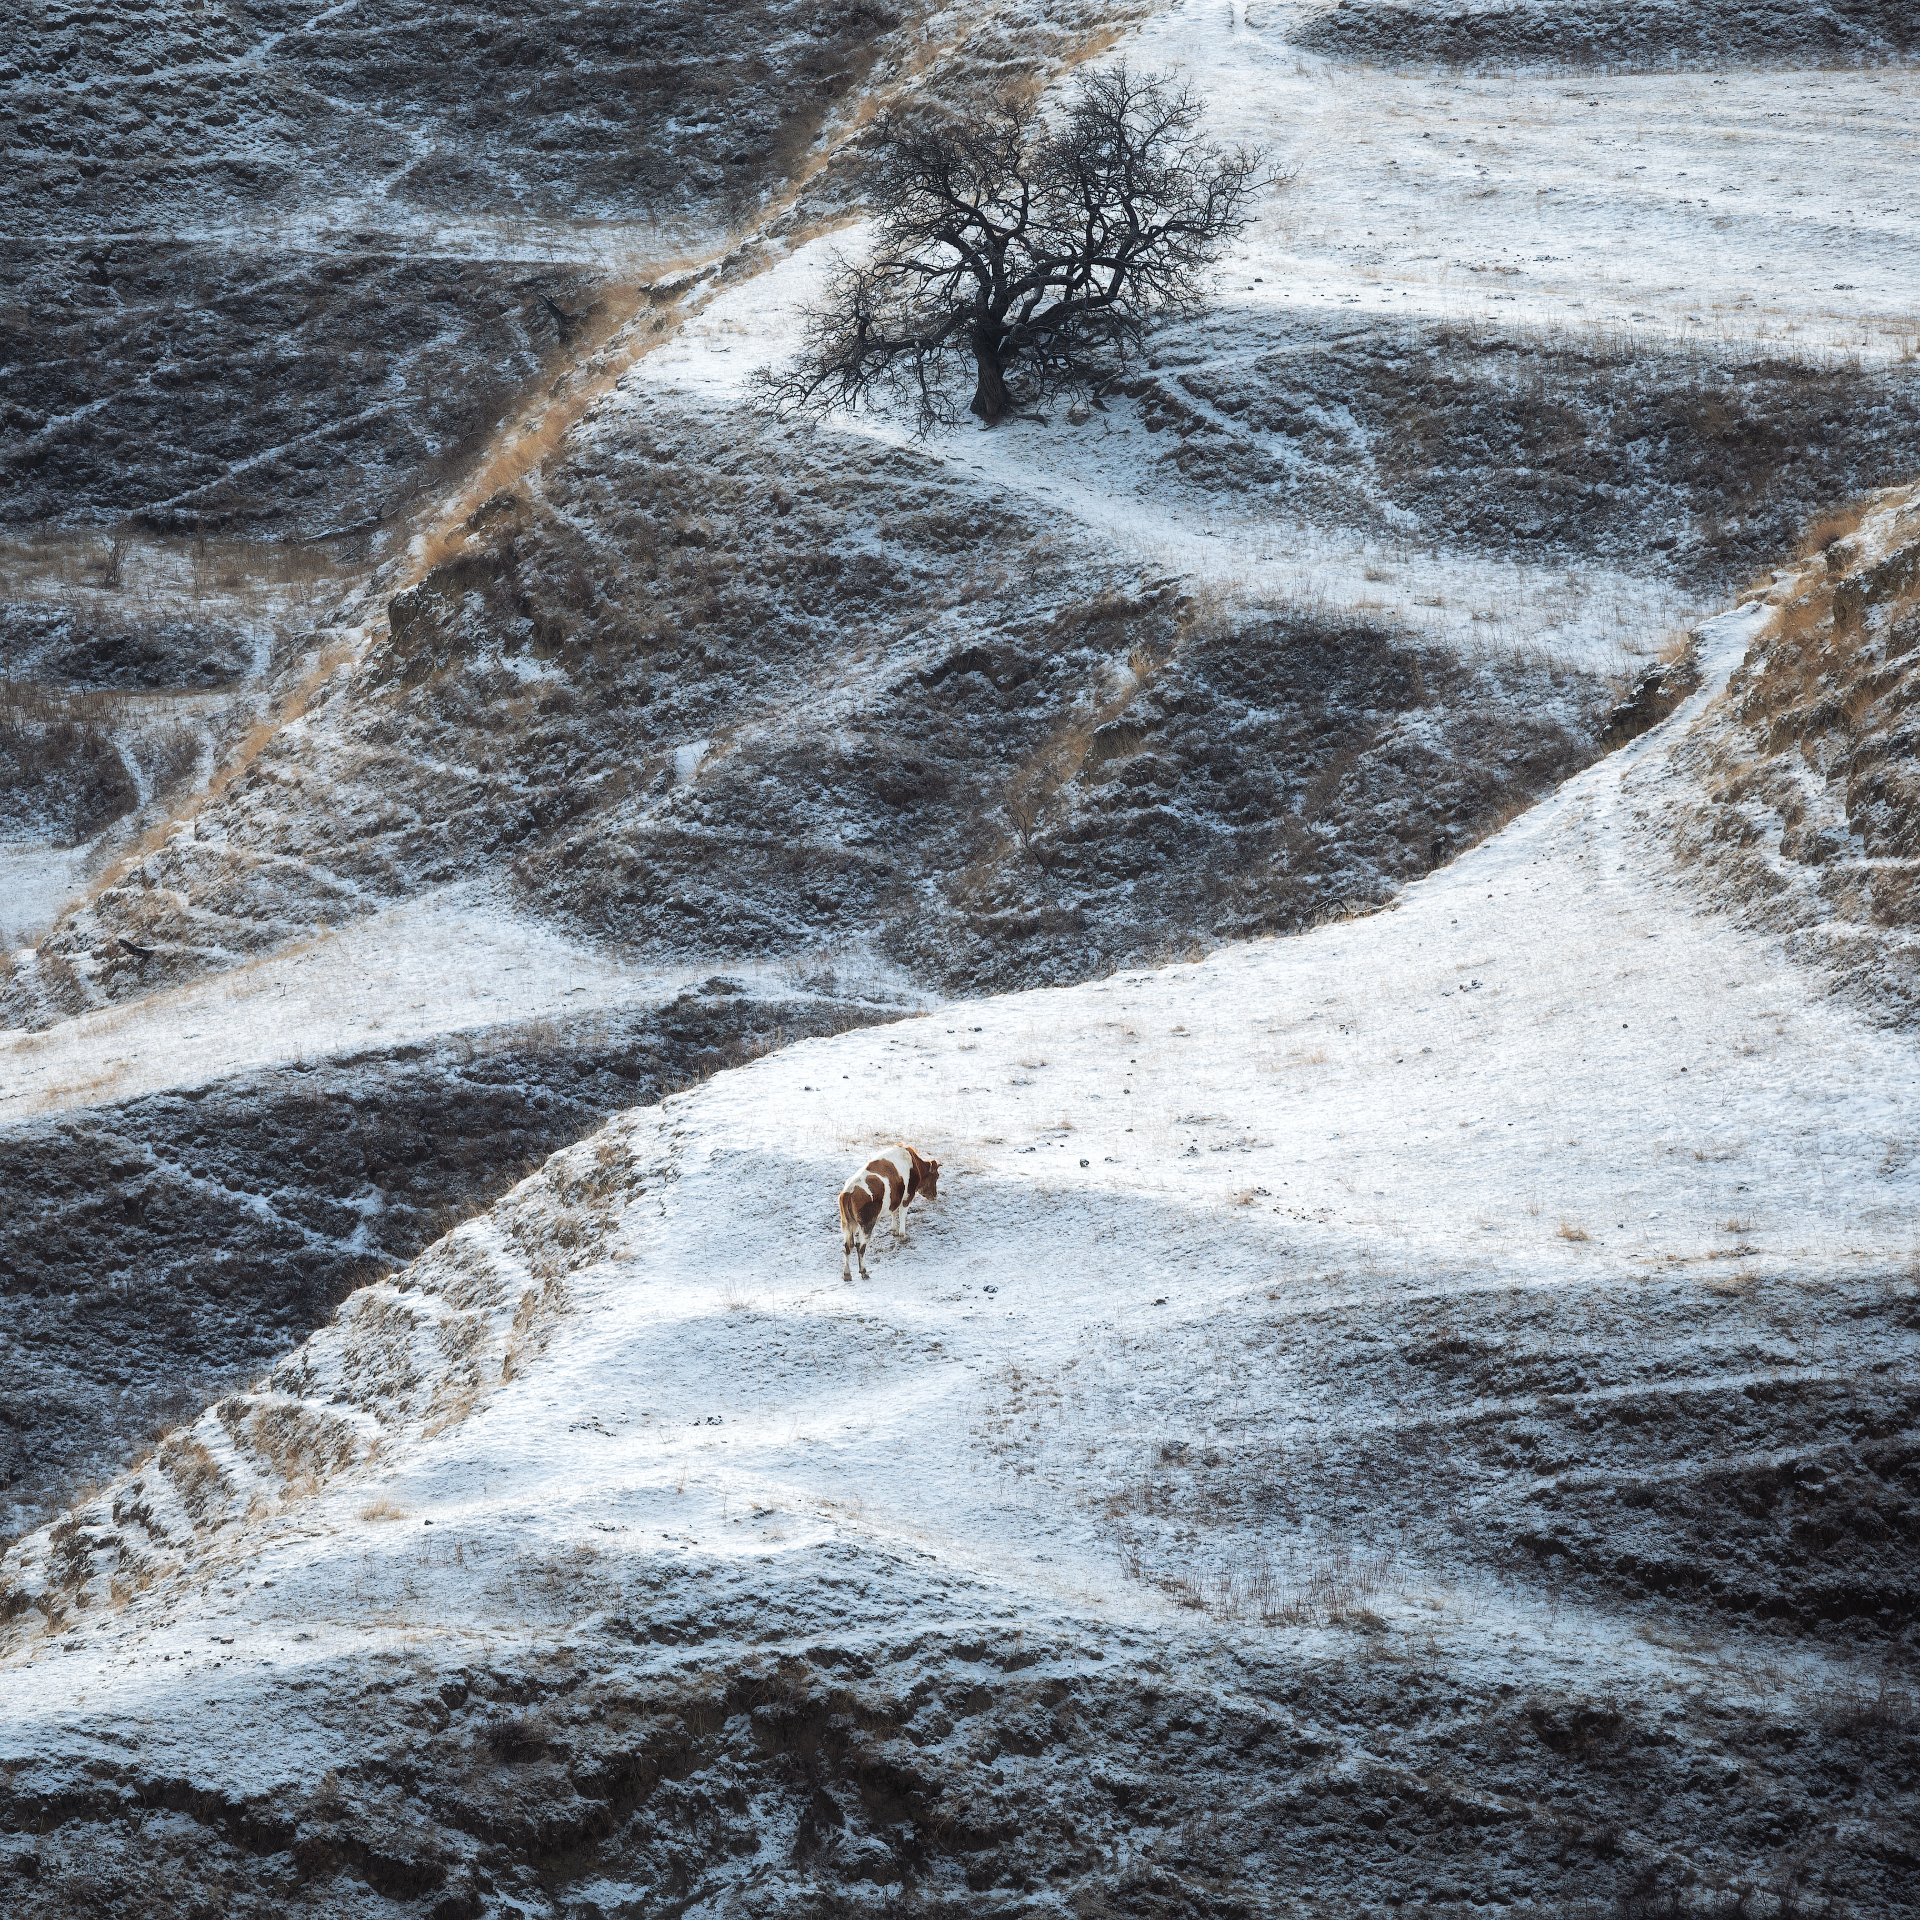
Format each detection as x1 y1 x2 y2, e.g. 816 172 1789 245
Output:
756 65 1273 433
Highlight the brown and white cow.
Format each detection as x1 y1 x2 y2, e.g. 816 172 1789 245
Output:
838 1142 941 1281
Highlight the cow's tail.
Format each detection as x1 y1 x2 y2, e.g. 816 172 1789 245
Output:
837 1189 858 1239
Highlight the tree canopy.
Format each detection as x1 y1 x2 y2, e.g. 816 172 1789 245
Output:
761 65 1266 430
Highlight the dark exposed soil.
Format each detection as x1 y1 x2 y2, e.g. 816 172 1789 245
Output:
2 1599 1914 1916
0 987 885 1543
0 244 605 540
0 705 136 845
2 0 909 239
0 600 256 691
1151 329 1920 589
0 0 920 539
1288 1272 1920 1643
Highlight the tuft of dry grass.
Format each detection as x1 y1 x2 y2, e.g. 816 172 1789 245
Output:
157 1433 228 1524
1654 625 1695 669
360 1498 408 1523
1795 497 1874 562
484 1712 550 1763
1815 1674 1917 1737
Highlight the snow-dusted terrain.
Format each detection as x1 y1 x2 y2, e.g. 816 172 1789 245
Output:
0 882 917 1126
11 0 1920 1021
5 502 1918 1909
639 0 1920 660
4 1 1919 1910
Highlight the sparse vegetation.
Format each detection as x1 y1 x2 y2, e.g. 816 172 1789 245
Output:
0 690 136 845
1673 483 1920 1021
3 9 1917 1916
763 65 1263 428
484 1712 549 1764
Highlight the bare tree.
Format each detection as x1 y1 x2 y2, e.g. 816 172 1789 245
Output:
760 65 1266 430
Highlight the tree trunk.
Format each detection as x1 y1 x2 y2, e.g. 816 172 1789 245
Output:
969 336 1012 424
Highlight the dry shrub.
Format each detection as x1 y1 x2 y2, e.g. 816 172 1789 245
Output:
1669 481 1920 1024
0 690 137 840
1655 625 1695 669
1141 1543 1393 1629
485 1713 549 1763
46 1514 95 1591
1816 1674 1916 1737
231 1400 363 1497
1796 497 1874 562
157 1433 228 1525
422 1387 479 1438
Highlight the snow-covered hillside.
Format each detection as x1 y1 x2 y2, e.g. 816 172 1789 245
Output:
11 0 1920 1023
4 503 1917 1911
1293 0 1919 71
3 3 1919 1909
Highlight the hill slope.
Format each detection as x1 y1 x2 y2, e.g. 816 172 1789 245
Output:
3 14 1919 1909
5 506 1917 1912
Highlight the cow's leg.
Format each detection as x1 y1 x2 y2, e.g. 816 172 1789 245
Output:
893 1201 910 1245
842 1219 854 1283
856 1225 872 1280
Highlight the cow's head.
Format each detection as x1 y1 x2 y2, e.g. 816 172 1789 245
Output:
911 1148 941 1203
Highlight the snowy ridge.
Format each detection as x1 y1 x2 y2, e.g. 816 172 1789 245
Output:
0 880 905 1124
3 521 1918 1905
1663 484 1920 1024
6 501 1915 1670
1 1127 629 1636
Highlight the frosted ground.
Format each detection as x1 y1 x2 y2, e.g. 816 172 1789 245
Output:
0 883 920 1126
17 0 1907 1001
638 0 1920 665
8 0 1919 970
5 502 1918 1909
4 3 1920 1910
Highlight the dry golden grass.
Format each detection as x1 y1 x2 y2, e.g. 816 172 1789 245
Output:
1127 641 1166 684
74 627 359 917
395 0 1135 598
156 1432 228 1525
1556 1221 1591 1243
227 1399 365 1498
1795 497 1875 562
1654 625 1695 669
360 1498 409 1523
